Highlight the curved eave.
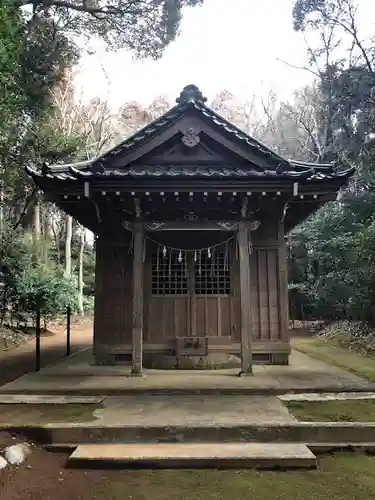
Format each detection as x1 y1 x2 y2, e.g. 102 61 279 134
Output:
26 166 355 182
26 165 78 183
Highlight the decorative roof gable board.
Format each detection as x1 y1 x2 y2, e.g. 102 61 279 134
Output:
133 133 244 166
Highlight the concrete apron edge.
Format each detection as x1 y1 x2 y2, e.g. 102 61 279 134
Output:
2 387 375 396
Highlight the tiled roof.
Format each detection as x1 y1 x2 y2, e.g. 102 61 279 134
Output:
26 84 356 184
84 93 291 167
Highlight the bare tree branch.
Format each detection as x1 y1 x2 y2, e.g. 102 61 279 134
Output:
18 0 143 16
276 57 320 78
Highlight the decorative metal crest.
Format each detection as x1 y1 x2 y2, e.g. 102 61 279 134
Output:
181 127 200 148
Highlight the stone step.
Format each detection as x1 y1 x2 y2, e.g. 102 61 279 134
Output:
13 422 375 445
46 441 375 455
67 442 317 470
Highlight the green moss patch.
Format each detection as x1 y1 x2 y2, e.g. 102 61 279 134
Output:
0 403 101 424
292 337 375 381
286 399 375 422
93 454 375 500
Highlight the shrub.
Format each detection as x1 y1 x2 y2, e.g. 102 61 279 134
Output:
0 226 32 323
82 295 95 315
10 264 76 327
319 321 375 355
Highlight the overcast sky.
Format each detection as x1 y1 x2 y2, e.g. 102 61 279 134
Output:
75 0 375 109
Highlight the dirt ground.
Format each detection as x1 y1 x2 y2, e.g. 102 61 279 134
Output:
0 318 93 387
1 430 375 500
0 432 109 500
2 321 374 500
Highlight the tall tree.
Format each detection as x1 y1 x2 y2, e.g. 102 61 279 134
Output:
263 85 326 162
0 2 78 228
292 0 374 162
16 0 204 58
287 0 375 323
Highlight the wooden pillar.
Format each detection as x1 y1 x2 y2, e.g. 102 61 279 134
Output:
131 221 144 376
237 221 253 375
278 224 290 344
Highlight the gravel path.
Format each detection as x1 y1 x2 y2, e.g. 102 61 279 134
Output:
0 320 92 387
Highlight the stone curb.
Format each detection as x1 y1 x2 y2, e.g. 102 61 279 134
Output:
279 392 375 402
0 395 105 404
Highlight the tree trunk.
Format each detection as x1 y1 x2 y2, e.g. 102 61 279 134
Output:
33 200 41 240
32 199 41 259
77 229 86 316
44 211 55 239
51 219 61 264
0 181 4 232
65 214 73 277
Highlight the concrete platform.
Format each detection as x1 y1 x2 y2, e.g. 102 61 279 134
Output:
92 395 297 426
67 442 317 469
1 348 374 395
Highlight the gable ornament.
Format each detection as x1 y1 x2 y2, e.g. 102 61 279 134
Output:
181 127 200 148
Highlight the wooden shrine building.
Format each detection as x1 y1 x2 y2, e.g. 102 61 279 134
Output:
27 85 354 375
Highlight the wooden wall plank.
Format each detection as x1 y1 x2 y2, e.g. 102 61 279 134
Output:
268 249 280 340
93 240 133 352
195 298 206 336
231 251 240 342
162 299 174 339
250 251 260 340
249 248 282 343
257 250 269 341
221 298 231 336
147 297 189 340
277 223 290 343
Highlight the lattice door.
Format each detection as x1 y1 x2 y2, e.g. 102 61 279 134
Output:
193 252 231 295
191 251 232 337
147 249 233 340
